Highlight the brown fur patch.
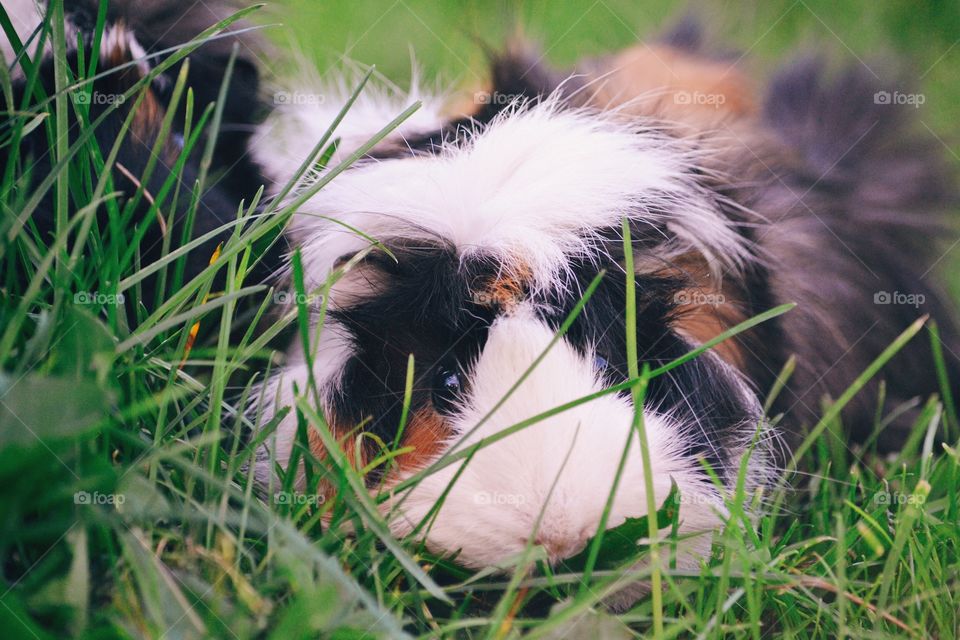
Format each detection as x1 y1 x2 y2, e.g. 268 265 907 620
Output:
673 292 749 370
305 420 370 499
98 24 170 147
655 255 750 371
129 87 166 141
581 44 757 127
392 409 453 474
101 24 135 69
474 272 527 310
303 408 452 497
445 85 490 119
471 262 532 311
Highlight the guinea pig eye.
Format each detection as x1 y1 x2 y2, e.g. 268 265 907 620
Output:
432 364 463 415
593 354 610 372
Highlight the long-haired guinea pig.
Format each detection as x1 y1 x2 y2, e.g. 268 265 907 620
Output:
11 1 957 574
246 22 960 570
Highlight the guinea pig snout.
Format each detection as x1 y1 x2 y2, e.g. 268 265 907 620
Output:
385 313 695 569
533 525 593 564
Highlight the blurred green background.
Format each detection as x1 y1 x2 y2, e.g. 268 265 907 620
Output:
260 0 960 139
259 0 960 295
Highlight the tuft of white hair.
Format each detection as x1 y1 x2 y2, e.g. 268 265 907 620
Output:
0 0 44 65
249 64 450 190
255 80 752 295
384 309 729 568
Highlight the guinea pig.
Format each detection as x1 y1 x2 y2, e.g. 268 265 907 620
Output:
248 25 960 570
7 0 958 580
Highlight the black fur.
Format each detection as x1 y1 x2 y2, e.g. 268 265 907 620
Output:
4 0 267 312
539 256 758 482
328 242 497 469
758 59 960 447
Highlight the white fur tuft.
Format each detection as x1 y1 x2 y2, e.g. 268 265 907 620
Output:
263 93 751 297
385 309 726 567
1 0 45 66
249 67 449 189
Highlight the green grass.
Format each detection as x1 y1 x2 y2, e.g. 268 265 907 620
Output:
2 1 960 638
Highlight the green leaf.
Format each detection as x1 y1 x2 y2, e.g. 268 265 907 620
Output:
24 527 90 635
50 305 117 380
119 528 208 638
562 480 680 571
542 603 632 640
116 472 172 521
0 374 110 447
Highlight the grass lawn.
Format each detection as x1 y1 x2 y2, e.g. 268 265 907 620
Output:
2 1 960 638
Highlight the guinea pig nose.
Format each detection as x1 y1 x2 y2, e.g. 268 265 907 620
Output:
535 528 592 563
